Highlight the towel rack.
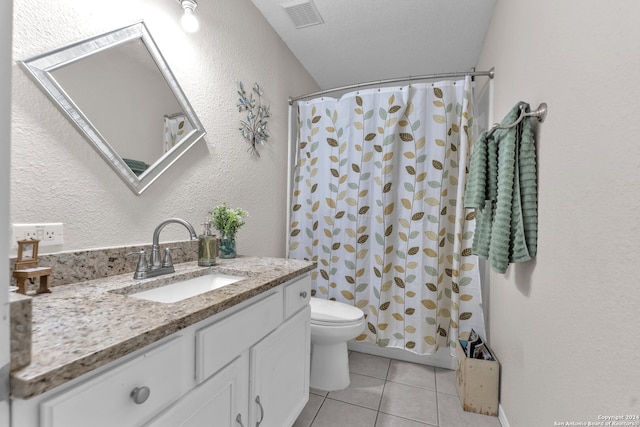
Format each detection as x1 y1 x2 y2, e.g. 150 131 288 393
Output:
487 103 547 136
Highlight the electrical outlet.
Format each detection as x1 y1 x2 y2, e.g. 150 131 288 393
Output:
12 223 64 247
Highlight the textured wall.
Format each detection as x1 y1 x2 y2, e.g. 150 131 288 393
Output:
476 1 640 425
11 0 318 257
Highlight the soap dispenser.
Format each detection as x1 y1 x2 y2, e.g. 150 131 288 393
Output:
198 221 218 266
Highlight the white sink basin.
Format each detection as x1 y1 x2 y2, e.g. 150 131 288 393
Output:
129 273 245 303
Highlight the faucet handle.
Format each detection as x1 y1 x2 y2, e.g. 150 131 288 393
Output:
126 250 149 279
162 247 179 268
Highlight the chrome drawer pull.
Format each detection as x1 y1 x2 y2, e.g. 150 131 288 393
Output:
236 413 245 427
299 291 308 298
130 386 150 404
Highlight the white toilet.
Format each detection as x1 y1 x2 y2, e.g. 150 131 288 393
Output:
309 297 366 391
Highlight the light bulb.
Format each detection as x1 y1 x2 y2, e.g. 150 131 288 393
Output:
181 8 199 32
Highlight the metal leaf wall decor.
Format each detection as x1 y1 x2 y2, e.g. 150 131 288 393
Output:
236 81 270 157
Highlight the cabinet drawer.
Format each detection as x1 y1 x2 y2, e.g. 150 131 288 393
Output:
284 274 311 319
40 335 189 427
196 291 283 383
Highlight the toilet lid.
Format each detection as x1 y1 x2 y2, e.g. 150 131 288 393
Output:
309 297 364 324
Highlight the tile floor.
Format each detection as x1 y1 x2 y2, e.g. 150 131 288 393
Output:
294 351 502 427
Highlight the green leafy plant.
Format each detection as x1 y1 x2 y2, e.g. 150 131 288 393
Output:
209 203 248 236
237 81 270 157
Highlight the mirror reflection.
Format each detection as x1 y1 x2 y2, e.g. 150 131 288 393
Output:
52 39 194 175
19 22 206 194
21 243 34 260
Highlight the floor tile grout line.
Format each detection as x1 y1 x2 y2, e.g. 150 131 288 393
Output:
384 378 437 391
372 369 388 426
434 365 440 426
372 358 390 425
323 396 380 413
377 408 437 427
350 367 439 392
435 388 440 426
308 393 327 427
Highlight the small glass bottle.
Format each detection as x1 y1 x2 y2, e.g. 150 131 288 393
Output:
198 221 218 266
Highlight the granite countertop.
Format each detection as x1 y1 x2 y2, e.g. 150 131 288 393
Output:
10 256 315 399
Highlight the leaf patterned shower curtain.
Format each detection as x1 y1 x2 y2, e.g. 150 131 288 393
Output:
288 78 485 355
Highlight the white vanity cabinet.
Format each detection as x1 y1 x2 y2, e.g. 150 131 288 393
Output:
10 273 311 427
148 274 311 427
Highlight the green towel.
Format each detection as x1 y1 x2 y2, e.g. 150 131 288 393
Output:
464 102 538 273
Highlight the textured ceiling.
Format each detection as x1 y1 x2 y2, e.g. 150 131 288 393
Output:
251 0 496 92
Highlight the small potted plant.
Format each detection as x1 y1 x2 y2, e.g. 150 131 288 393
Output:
209 203 248 258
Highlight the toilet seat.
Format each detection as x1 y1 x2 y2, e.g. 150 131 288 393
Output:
310 298 364 326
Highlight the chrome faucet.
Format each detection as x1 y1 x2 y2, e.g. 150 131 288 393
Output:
126 218 198 280
151 218 198 270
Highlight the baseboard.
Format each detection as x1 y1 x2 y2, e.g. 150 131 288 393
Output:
498 404 510 427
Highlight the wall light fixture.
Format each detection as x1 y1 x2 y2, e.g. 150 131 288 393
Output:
178 0 199 33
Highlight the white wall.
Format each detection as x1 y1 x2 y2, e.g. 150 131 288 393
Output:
11 0 319 257
476 1 640 425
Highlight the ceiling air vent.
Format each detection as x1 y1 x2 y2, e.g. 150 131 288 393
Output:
281 0 324 29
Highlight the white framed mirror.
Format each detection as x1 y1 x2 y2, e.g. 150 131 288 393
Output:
18 21 206 195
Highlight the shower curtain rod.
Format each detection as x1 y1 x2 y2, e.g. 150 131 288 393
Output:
289 67 494 104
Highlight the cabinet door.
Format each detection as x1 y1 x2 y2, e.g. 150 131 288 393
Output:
147 354 249 427
250 306 310 427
